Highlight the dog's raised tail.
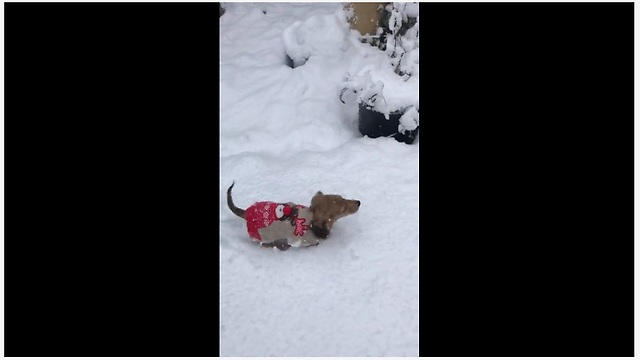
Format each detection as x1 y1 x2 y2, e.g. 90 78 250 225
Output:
227 182 246 219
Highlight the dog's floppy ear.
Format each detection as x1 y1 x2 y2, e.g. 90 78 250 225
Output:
310 191 323 211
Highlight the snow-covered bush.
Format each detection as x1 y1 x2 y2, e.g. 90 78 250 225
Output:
340 2 419 136
378 2 419 78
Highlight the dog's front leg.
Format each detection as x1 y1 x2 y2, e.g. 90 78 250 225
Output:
261 239 291 251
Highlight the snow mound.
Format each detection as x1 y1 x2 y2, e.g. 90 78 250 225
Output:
399 105 419 133
401 2 420 18
283 8 352 67
341 62 419 119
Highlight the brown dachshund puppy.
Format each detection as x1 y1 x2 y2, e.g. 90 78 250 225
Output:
227 183 360 250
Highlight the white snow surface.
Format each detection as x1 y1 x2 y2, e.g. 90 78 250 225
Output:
220 3 419 357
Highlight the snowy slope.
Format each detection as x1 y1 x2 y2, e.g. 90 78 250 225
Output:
219 3 419 356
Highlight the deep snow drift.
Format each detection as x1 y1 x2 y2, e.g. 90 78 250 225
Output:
219 3 419 356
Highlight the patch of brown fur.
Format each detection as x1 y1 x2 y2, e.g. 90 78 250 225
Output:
309 191 361 238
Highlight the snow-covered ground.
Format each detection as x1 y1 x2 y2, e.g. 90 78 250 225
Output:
219 3 419 356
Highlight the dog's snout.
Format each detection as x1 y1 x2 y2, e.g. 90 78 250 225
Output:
356 200 361 207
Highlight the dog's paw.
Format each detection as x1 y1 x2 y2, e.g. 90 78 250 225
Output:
262 239 291 251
